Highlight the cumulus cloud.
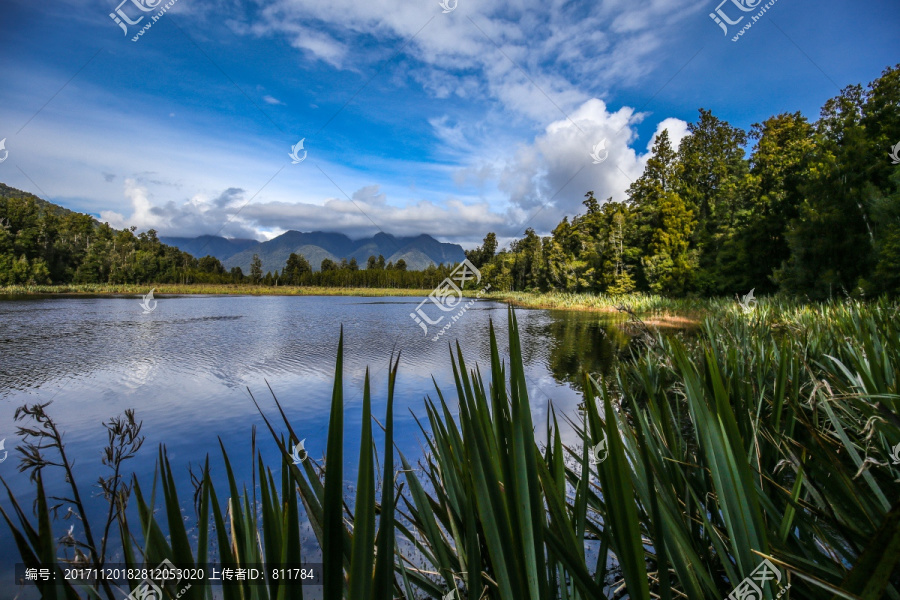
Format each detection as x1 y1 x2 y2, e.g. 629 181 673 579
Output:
101 181 260 239
494 98 688 233
100 180 506 244
98 98 688 245
649 117 691 151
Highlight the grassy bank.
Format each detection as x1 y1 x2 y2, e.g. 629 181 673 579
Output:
484 290 705 312
485 291 715 328
3 283 713 318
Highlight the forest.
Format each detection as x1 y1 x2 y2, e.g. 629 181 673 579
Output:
467 64 900 299
1 64 898 299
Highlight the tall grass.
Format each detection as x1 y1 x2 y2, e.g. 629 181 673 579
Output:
485 290 712 315
2 299 899 598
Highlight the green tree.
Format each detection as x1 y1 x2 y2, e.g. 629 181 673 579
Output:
509 228 543 290
641 191 696 295
603 208 636 295
465 232 498 268
777 83 875 297
250 254 263 284
628 130 697 294
198 255 225 274
284 253 312 284
676 109 749 293
731 112 814 293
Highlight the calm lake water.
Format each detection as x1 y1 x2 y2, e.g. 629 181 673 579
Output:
0 294 628 597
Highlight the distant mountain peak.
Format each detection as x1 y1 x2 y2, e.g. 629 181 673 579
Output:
162 230 466 273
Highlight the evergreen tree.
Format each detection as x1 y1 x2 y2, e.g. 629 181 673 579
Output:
284 253 311 284
676 109 749 293
629 130 698 293
250 254 263 284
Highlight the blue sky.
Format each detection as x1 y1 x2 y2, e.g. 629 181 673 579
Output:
0 0 897 248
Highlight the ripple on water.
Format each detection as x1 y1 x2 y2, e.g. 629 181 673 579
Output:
0 295 625 576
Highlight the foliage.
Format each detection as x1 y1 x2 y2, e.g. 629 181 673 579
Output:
475 65 900 299
0 190 235 286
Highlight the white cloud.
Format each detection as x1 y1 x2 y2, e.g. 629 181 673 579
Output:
101 181 260 239
100 179 506 244
240 0 706 124
491 98 688 232
90 96 688 243
650 117 690 151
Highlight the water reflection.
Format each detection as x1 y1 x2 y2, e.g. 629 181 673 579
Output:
532 310 632 391
0 295 632 597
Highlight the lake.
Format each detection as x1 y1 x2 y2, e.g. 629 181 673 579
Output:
0 294 628 597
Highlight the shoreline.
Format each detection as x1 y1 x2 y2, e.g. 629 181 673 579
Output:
0 283 436 298
0 284 706 326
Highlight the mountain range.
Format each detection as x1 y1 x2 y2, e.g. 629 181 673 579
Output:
158 235 259 261
160 231 466 273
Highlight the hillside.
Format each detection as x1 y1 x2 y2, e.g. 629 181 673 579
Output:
0 182 224 285
159 235 258 261
0 183 92 222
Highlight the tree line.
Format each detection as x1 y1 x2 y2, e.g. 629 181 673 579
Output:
465 64 900 299
0 191 457 288
0 202 229 286
250 251 457 289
